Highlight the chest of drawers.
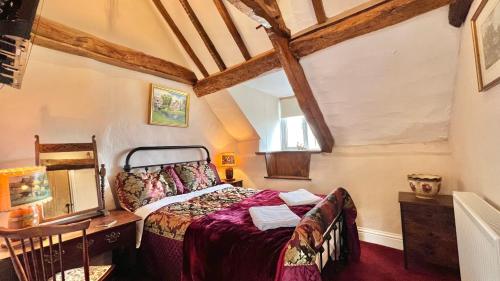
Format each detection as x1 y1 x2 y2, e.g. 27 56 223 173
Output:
399 192 459 271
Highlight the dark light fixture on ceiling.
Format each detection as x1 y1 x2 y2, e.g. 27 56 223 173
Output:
0 0 41 89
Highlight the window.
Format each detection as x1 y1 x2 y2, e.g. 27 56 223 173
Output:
281 116 320 151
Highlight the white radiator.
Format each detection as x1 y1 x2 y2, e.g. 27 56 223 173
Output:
453 192 500 281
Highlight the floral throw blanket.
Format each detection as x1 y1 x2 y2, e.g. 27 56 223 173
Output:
143 186 258 240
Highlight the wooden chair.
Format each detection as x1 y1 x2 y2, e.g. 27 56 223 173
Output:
0 220 114 281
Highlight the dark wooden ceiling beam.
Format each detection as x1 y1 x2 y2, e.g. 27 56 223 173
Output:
449 0 473 27
194 0 451 96
152 0 209 77
194 50 280 96
292 0 451 57
312 0 327 24
33 17 197 85
179 0 227 71
268 32 334 152
227 0 290 38
213 0 252 61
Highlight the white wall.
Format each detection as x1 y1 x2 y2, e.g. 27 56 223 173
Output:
233 141 454 234
0 47 236 209
229 85 282 151
449 0 500 209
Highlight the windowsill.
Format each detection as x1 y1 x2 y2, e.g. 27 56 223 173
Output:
255 150 321 155
264 176 312 181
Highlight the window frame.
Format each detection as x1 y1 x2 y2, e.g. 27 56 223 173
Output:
280 116 315 151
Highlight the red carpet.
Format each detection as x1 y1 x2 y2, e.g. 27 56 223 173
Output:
322 242 460 281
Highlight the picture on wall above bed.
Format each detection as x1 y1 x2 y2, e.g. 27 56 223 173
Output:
149 84 190 127
472 0 500 92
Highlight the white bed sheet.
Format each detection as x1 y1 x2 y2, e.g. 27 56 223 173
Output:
133 183 233 248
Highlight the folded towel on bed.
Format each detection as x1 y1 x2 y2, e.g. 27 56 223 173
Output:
249 204 301 231
279 188 322 206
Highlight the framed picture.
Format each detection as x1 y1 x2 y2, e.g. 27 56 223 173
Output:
149 84 190 127
472 0 500 92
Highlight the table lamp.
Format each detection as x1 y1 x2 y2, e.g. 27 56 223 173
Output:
0 167 52 230
221 152 236 181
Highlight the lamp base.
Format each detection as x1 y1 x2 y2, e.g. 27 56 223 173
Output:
225 167 234 181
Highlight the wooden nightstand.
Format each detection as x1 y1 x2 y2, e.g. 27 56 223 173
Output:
0 210 141 279
399 192 459 271
221 179 243 187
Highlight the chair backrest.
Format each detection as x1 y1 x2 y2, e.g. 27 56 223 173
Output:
0 220 91 281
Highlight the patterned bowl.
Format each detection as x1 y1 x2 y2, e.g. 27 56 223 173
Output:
407 174 442 199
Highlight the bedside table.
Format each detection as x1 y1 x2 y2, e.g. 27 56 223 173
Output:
221 179 243 187
399 192 459 271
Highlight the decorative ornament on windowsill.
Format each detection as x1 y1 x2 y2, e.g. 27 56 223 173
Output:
0 166 52 231
407 174 442 199
221 152 236 182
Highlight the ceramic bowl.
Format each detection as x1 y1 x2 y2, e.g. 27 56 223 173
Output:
407 174 442 199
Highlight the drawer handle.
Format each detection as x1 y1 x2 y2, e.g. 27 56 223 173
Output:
44 249 66 264
105 232 121 244
76 239 95 250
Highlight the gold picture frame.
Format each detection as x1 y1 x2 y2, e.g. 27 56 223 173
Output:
471 0 500 92
149 84 190 127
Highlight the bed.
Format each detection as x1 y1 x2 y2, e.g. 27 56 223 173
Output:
114 146 360 281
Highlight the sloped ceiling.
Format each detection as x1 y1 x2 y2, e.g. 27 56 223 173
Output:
302 7 460 145
153 1 460 146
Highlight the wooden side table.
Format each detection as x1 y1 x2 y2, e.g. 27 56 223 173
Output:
221 179 243 187
399 192 459 271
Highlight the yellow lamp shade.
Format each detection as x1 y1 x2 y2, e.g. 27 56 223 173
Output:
221 152 236 167
0 166 52 212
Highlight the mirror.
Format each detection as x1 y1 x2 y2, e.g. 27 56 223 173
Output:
35 136 103 223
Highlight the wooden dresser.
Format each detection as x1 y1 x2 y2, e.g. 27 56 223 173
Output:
0 210 140 281
399 192 459 271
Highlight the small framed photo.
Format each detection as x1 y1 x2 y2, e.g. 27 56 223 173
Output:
472 0 500 92
149 84 190 127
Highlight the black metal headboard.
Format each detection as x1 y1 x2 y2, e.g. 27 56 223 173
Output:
123 145 211 172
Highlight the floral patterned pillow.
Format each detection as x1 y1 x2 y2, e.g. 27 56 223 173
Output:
174 162 221 192
115 170 177 212
162 166 186 194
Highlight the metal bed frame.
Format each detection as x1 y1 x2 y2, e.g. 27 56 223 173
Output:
123 145 211 172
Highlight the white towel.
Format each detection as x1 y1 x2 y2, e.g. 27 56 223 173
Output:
249 204 301 231
279 189 322 206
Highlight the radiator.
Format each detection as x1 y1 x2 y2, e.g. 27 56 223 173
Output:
453 192 500 281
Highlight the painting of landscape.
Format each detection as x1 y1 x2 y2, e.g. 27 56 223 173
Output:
481 1 500 69
9 171 51 207
473 0 500 91
149 84 190 127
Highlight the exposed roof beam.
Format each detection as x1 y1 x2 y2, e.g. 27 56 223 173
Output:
312 0 327 24
449 0 473 27
213 0 252 61
268 32 334 152
226 0 290 38
33 17 197 85
291 0 451 57
194 0 451 96
194 50 280 96
179 0 227 71
152 0 209 77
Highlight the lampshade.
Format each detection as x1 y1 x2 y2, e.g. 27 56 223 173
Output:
0 166 52 212
221 152 236 167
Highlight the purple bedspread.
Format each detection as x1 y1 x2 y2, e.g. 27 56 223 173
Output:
182 190 313 281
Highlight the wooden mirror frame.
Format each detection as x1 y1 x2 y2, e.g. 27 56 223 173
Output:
34 135 105 224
